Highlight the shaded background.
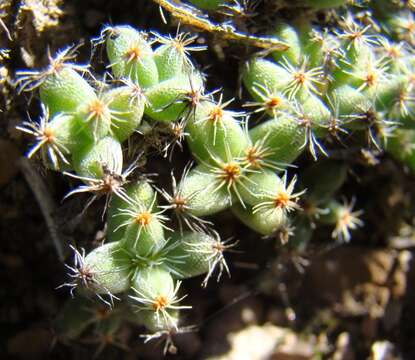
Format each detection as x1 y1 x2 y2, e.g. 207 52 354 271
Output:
1 0 415 359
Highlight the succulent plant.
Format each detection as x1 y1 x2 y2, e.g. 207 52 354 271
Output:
16 0 415 353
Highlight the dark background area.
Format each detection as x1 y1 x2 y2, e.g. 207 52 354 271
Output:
1 1 415 359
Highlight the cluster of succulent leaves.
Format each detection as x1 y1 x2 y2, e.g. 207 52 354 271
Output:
16 0 415 350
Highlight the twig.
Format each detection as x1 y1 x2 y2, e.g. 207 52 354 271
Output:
0 18 12 41
152 0 289 51
18 157 65 261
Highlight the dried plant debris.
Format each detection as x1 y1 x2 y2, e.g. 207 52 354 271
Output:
16 0 63 34
7 0 415 358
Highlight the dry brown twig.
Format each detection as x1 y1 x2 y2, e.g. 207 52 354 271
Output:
18 157 65 261
152 0 289 51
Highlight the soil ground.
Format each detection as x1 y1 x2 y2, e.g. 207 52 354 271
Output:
1 1 415 359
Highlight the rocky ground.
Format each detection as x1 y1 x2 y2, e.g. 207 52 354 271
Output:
1 1 415 359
